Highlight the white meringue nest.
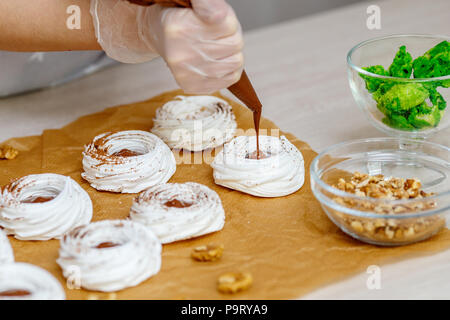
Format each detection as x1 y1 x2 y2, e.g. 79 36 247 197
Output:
0 263 65 300
211 135 305 197
151 96 237 151
82 130 176 193
130 182 225 244
0 173 93 240
57 220 162 292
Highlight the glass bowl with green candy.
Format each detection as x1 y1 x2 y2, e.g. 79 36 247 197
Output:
347 34 450 139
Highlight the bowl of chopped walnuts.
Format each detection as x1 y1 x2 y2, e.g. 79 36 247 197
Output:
310 138 450 246
347 34 450 139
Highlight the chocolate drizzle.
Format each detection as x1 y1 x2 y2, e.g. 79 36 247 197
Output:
254 111 261 159
0 289 31 297
164 199 193 208
95 242 120 249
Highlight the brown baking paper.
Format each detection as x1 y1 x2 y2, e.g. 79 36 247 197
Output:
2 89 450 300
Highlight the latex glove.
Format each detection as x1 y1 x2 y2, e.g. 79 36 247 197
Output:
90 0 244 94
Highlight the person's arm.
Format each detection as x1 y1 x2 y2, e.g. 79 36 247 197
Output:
0 0 100 51
0 0 244 94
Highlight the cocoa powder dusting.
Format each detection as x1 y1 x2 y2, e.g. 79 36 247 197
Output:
164 199 193 208
22 196 54 204
95 242 120 249
246 151 270 160
112 149 141 157
254 109 261 159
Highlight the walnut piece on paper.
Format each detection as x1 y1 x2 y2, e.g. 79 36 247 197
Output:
191 244 224 262
0 146 19 160
217 272 253 294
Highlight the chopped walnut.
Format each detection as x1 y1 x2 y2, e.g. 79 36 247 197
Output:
333 172 435 209
0 146 19 160
217 272 253 294
331 172 444 244
191 244 224 262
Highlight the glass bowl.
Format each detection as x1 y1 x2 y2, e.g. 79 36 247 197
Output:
347 34 450 140
310 138 450 246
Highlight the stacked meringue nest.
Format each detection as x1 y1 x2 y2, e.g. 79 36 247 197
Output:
126 0 191 7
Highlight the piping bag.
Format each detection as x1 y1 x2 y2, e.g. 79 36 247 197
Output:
126 0 264 158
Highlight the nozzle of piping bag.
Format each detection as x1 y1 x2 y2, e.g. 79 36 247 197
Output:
228 70 262 115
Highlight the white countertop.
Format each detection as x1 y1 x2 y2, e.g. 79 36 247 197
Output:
0 0 449 299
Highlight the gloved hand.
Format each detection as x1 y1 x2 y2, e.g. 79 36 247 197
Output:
90 0 244 94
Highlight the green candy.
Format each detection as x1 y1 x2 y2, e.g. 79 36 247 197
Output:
378 83 429 113
359 41 449 131
389 45 413 78
408 104 442 129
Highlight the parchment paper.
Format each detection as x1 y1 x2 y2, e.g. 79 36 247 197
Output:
2 89 450 300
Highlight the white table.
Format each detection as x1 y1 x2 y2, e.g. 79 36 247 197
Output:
0 0 449 299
